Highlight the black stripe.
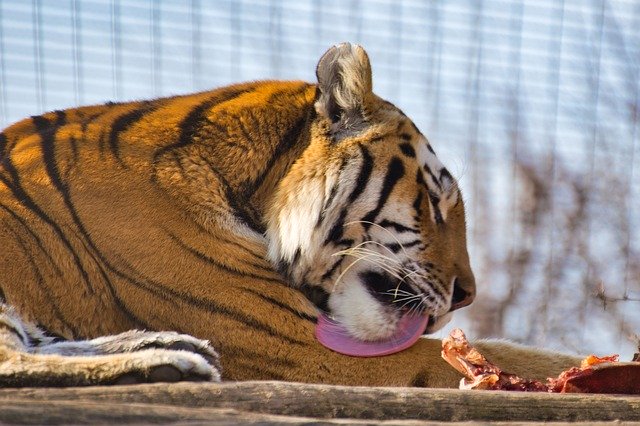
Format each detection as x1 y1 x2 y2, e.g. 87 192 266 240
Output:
152 86 255 165
241 287 316 322
205 116 248 151
196 153 264 233
326 209 348 243
385 239 422 254
34 114 67 193
399 133 412 142
274 259 292 278
3 221 77 335
0 133 7 160
317 185 339 230
172 151 188 178
422 163 443 191
291 248 301 268
440 167 453 185
299 284 330 313
429 280 447 301
362 156 405 228
0 202 62 276
409 121 422 136
79 109 111 141
428 191 444 225
156 282 308 346
0 320 27 346
412 190 424 220
37 327 66 344
191 218 266 261
349 145 374 203
320 257 344 282
399 142 415 157
413 263 447 301
167 231 284 284
68 135 79 168
416 168 426 186
378 219 417 233
108 101 155 164
217 243 274 275
236 111 256 144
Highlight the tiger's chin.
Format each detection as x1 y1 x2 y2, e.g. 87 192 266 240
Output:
326 277 451 343
328 281 403 342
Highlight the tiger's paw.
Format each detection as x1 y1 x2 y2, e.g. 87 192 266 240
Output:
108 348 221 385
91 330 220 370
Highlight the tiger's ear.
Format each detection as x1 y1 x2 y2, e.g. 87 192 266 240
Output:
315 43 373 140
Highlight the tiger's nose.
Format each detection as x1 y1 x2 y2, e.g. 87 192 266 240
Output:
449 277 476 312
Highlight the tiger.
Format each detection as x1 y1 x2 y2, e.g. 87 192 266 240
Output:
0 43 579 387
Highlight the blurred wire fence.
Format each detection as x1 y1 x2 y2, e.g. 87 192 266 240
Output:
1 0 638 358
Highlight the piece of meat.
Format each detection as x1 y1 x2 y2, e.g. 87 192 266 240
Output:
441 328 547 392
441 328 640 394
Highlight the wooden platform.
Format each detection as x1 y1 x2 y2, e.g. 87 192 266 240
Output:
0 381 639 424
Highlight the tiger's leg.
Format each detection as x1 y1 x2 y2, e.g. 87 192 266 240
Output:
35 330 221 371
0 304 220 386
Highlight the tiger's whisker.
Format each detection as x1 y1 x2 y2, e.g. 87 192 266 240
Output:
392 296 422 305
380 289 416 297
345 220 412 258
337 254 404 283
332 249 404 282
345 238 402 261
331 253 405 293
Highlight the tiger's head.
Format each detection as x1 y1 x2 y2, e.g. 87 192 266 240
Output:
267 43 475 342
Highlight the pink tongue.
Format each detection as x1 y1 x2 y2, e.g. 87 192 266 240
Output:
315 313 429 357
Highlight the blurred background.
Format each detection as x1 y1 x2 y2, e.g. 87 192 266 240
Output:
0 0 638 358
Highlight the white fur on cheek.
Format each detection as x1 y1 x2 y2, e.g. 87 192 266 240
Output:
268 179 325 263
329 274 398 341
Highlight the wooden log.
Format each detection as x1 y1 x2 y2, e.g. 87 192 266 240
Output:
0 381 639 423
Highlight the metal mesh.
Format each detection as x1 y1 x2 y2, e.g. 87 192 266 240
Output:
1 0 638 357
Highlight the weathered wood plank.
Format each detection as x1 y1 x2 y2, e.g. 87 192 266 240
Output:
5 400 637 426
0 381 639 424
